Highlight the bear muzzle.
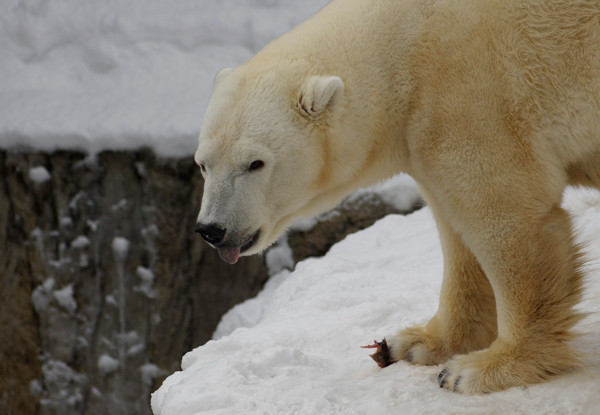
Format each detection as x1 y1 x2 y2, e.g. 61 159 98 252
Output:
195 223 260 264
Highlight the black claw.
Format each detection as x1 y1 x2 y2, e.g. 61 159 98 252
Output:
453 376 462 392
438 368 449 388
406 351 414 363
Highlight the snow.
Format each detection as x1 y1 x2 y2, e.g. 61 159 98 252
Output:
265 238 295 277
152 187 600 415
29 166 52 183
111 236 131 374
31 278 55 313
40 359 86 409
70 235 90 249
53 284 77 314
31 278 78 314
212 270 292 341
140 363 166 387
98 354 120 376
0 0 329 156
348 174 422 213
111 236 130 260
134 266 157 299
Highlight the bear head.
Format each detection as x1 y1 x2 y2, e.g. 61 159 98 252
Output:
194 66 345 264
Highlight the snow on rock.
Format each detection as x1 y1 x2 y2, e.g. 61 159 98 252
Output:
98 354 120 376
70 235 90 249
265 237 295 276
41 359 87 409
53 284 77 314
140 363 166 387
31 278 55 313
152 188 600 415
349 174 422 213
111 236 130 258
0 0 330 156
31 278 78 315
134 266 157 299
29 166 51 184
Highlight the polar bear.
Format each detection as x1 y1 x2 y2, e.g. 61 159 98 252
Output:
194 0 600 394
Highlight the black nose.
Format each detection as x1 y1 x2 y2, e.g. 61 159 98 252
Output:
195 223 226 245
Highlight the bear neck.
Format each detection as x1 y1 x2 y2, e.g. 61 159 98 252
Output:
269 0 419 190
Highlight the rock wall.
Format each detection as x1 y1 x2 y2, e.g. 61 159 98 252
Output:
0 150 268 415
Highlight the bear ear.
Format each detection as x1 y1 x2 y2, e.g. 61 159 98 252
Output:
214 67 234 86
297 76 344 117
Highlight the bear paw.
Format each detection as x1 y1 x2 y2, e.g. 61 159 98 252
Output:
437 351 519 394
437 339 579 394
387 325 453 366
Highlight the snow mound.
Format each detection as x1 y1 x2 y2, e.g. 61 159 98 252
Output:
151 188 600 415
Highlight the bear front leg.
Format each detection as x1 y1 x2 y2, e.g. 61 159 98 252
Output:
437 205 585 394
388 212 497 366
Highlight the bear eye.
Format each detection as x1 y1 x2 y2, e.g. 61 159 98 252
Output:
200 163 206 173
248 160 264 172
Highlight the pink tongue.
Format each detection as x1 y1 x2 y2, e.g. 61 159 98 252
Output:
217 247 241 264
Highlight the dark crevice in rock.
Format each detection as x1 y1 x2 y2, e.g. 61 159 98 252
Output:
0 149 269 415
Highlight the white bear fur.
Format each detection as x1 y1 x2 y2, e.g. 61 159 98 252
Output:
195 0 600 394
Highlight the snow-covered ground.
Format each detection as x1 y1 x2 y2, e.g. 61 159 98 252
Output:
0 0 328 156
152 187 600 415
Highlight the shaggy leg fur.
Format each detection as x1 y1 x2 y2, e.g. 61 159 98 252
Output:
387 143 587 392
436 206 585 394
389 211 497 365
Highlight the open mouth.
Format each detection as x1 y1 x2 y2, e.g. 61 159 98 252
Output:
216 230 260 265
241 230 260 254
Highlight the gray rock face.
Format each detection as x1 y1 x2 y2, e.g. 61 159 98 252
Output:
0 150 268 415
